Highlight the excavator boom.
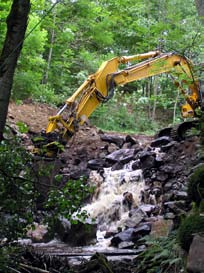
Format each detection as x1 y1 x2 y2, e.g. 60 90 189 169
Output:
46 51 203 140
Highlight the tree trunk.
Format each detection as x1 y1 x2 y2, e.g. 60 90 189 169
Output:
42 12 56 84
195 0 204 21
0 0 30 141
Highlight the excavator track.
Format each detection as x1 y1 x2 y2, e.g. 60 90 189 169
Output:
156 120 200 141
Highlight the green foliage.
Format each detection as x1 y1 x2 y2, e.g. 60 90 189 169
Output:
0 138 36 241
134 233 184 273
188 164 204 206
45 176 93 228
0 245 23 273
178 214 204 251
16 121 29 133
90 92 161 134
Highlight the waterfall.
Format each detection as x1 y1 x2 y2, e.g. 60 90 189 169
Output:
83 166 145 247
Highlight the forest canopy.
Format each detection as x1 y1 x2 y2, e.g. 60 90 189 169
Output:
1 0 204 133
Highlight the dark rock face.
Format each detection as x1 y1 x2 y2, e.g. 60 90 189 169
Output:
106 149 136 164
111 224 151 247
139 151 156 169
87 159 105 170
150 136 171 147
100 134 125 147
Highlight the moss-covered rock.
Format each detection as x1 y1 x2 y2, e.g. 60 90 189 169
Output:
187 164 204 206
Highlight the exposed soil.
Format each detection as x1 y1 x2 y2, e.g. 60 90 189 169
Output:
8 101 58 133
8 101 153 146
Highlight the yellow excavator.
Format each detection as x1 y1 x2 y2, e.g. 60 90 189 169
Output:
35 51 204 154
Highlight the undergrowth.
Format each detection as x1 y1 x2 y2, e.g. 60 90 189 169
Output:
134 232 184 273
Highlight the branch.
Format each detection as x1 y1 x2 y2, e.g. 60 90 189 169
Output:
20 263 50 273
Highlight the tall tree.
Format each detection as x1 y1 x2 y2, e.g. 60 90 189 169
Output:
195 0 204 20
0 0 30 141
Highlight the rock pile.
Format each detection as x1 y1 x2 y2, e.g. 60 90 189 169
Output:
34 127 199 249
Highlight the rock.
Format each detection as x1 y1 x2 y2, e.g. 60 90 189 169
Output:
131 224 151 242
125 135 139 145
187 234 204 273
139 151 156 169
139 204 156 216
111 228 135 247
131 159 140 170
118 241 135 249
164 212 175 219
151 136 171 147
100 134 125 147
122 192 136 211
87 159 105 170
55 218 97 246
111 162 124 171
150 217 173 238
106 149 136 164
173 191 188 201
160 141 177 152
124 208 146 228
122 142 132 149
164 181 173 191
107 143 119 153
156 171 168 182
26 223 50 243
111 224 151 247
163 200 186 213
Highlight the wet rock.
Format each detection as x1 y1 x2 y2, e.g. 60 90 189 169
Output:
156 171 168 182
125 135 139 145
111 224 151 247
131 159 140 170
111 162 124 171
131 224 151 242
100 134 125 147
123 192 136 211
160 141 177 152
125 208 145 228
111 228 135 247
87 159 105 170
139 151 156 169
122 142 133 149
106 149 136 164
163 201 187 214
139 204 156 216
55 218 97 246
118 241 135 249
160 164 183 175
173 191 188 201
187 234 204 273
151 136 171 147
164 212 175 219
26 223 50 243
163 181 173 191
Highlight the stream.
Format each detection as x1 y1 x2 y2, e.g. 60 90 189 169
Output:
25 131 198 267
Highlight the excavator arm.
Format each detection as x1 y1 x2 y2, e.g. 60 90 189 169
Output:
46 51 203 140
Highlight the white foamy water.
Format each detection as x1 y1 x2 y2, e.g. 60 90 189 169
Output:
83 167 145 246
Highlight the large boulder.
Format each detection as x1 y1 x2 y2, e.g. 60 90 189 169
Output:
55 218 97 246
106 149 136 164
111 224 151 247
100 134 125 148
187 234 204 273
151 136 171 148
